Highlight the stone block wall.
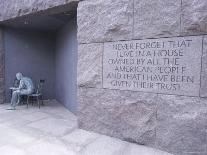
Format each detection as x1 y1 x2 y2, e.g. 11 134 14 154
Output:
0 0 79 22
0 0 206 154
0 28 5 104
77 0 207 155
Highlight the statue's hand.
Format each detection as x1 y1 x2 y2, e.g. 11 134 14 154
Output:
10 87 18 90
13 88 20 91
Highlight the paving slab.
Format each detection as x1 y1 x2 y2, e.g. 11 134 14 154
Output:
0 145 26 155
79 135 128 155
0 100 172 155
27 117 78 137
26 139 76 155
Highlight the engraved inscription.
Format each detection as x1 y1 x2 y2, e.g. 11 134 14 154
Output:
103 36 203 96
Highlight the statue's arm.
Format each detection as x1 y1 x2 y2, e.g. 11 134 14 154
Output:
17 80 24 90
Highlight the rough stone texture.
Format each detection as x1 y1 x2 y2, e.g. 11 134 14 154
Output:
77 0 133 43
200 35 207 97
126 143 172 155
77 43 103 88
182 0 207 12
0 0 207 154
78 87 157 146
0 0 79 22
156 94 207 155
77 1 207 154
0 28 5 104
133 0 181 39
181 0 207 35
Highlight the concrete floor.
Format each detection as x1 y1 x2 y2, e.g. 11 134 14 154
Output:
0 100 172 155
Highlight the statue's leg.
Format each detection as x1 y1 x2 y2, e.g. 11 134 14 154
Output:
17 93 20 105
10 90 20 109
21 89 32 96
19 89 31 105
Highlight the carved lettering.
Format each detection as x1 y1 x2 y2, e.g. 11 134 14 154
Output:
103 36 203 96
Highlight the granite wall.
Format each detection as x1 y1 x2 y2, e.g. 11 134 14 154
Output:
77 0 207 155
55 18 78 113
0 0 206 154
0 28 5 104
0 0 79 22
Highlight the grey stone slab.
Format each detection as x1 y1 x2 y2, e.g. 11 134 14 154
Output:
0 145 27 155
20 112 50 122
0 54 5 78
133 0 181 39
26 139 76 155
0 103 10 109
77 43 103 88
0 0 79 22
0 125 36 146
0 111 24 123
0 29 4 50
80 135 127 155
27 118 78 136
62 129 100 152
181 0 207 35
78 87 157 146
62 129 100 147
103 36 203 96
182 0 207 12
182 153 207 155
1 117 30 128
156 94 207 155
0 100 172 155
77 0 133 43
0 28 5 104
200 35 207 97
126 143 172 155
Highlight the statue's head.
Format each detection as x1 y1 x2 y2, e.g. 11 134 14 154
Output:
16 72 23 80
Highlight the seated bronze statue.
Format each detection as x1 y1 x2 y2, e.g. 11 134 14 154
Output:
8 72 34 110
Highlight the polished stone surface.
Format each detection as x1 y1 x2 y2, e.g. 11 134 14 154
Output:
0 100 172 155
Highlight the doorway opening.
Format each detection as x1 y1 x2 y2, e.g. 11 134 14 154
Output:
2 4 78 113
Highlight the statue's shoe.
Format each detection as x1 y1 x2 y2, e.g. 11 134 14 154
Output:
6 107 16 110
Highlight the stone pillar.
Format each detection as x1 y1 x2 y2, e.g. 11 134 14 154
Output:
0 28 5 104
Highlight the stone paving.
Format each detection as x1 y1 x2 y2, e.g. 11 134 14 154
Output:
0 100 172 155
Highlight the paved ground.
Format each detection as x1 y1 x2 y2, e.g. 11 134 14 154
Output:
0 100 172 155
